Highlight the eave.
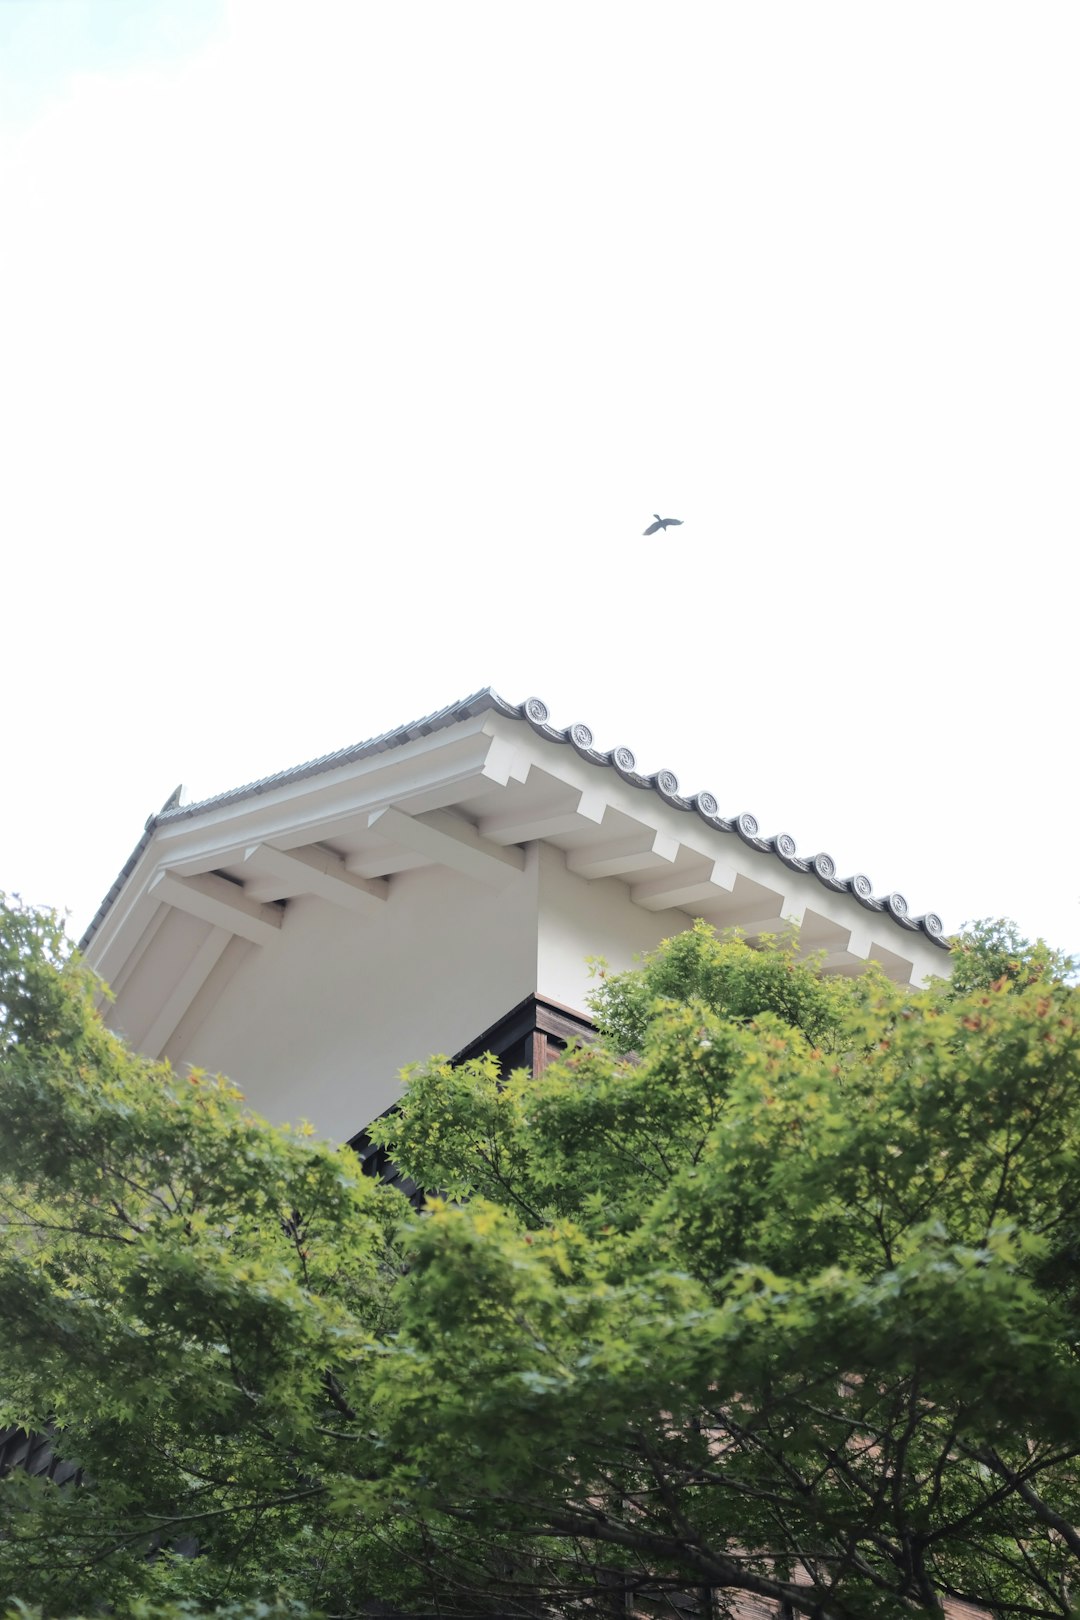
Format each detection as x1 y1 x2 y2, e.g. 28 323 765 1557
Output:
80 688 951 1071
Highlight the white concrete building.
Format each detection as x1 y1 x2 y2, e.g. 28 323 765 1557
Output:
81 688 950 1144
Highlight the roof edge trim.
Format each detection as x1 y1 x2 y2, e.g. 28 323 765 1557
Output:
79 687 950 953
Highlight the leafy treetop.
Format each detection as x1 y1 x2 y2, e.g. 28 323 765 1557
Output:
2 898 1080 1619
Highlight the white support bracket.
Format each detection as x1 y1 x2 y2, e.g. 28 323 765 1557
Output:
149 870 284 947
815 923 876 973
630 861 738 913
567 829 680 881
345 847 428 880
478 790 607 846
240 844 388 915
364 807 525 888
740 900 808 942
480 734 533 788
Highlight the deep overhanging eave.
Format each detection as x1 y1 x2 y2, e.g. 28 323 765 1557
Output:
79 688 950 957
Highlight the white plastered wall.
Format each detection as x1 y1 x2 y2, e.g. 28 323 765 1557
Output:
169 852 541 1142
109 843 725 1145
534 841 686 1013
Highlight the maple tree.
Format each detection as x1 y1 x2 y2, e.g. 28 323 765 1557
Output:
2 896 1079 1618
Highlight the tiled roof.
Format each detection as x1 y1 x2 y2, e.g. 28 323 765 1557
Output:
0 1425 80 1486
80 689 949 952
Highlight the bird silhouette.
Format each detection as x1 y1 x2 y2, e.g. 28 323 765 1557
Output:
643 513 683 536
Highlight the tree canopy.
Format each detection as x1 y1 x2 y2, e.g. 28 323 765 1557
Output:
2 896 1080 1619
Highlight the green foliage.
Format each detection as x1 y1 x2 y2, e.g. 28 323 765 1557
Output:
0 894 87 1056
5 1604 307 1620
948 915 1077 997
0 895 406 1618
586 917 874 1052
4 901 1080 1618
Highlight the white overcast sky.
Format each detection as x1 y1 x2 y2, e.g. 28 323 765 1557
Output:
1 0 1077 957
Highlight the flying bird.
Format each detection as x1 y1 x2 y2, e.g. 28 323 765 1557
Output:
643 513 683 536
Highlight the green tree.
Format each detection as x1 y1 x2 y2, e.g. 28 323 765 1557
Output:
3 897 1080 1618
948 916 1076 997
0 897 409 1617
